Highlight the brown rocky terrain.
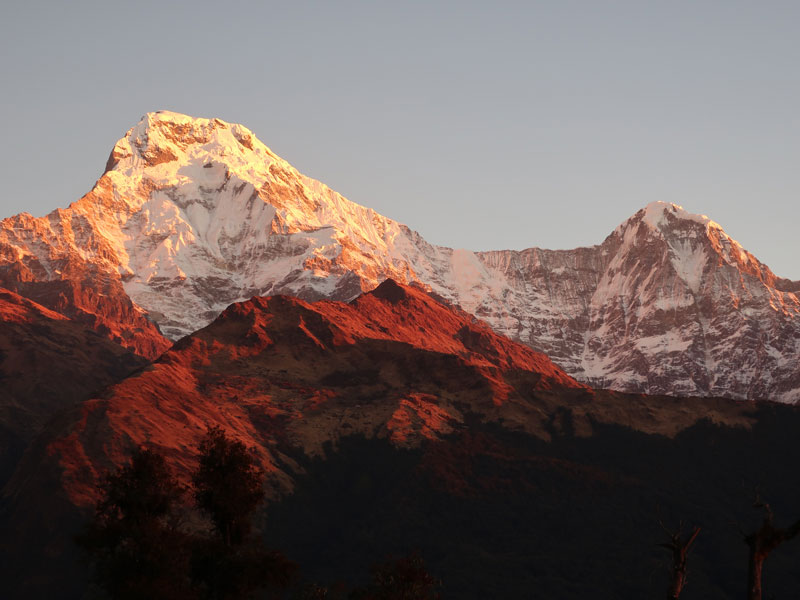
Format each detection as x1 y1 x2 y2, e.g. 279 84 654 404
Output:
0 288 147 487
0 209 170 359
0 280 766 599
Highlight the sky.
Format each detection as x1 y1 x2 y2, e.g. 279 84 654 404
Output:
1 1 799 278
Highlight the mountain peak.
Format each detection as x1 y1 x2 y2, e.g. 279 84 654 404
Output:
611 201 725 239
143 109 218 125
604 200 774 296
607 201 762 288
639 201 723 233
132 110 240 138
369 278 410 304
104 110 274 175
2 112 799 402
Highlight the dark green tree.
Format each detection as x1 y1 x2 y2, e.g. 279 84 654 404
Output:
77 447 193 600
191 426 295 599
192 425 264 546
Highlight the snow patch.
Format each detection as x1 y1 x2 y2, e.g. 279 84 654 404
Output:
668 240 708 294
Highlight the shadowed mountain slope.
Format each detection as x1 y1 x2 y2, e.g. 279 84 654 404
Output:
1 281 789 599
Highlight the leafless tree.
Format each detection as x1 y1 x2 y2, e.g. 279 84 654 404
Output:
658 520 701 600
741 495 800 600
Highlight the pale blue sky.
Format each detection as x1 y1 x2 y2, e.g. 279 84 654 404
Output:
2 1 799 278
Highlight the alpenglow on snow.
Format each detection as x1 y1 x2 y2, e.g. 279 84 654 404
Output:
1 111 798 402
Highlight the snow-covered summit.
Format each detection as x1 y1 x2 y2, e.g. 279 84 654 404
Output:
119 111 277 169
610 201 785 295
1 112 799 402
638 201 723 232
9 110 446 338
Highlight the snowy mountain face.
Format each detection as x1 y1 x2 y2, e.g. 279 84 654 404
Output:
480 204 800 402
1 111 798 401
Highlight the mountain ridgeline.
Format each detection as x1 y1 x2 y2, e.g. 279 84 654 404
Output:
1 112 800 599
0 110 797 401
0 280 798 599
0 280 800 598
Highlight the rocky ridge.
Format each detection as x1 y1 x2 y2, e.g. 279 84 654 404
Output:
16 280 590 509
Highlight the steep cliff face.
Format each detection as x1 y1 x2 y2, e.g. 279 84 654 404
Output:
1 111 798 400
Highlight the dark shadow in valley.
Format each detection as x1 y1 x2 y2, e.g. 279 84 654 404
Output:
265 404 800 599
